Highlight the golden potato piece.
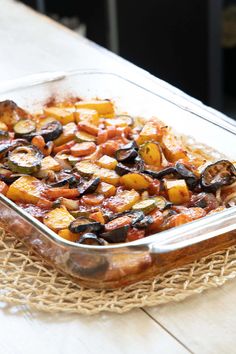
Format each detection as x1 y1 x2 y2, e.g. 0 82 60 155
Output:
165 179 190 204
43 206 75 232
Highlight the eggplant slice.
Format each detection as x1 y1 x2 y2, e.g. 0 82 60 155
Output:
175 162 199 189
200 160 236 192
122 141 138 150
115 148 138 163
100 225 129 243
77 233 107 245
40 120 63 142
77 177 100 195
69 217 103 234
144 166 176 179
115 156 144 176
50 174 77 188
115 162 133 176
133 215 153 229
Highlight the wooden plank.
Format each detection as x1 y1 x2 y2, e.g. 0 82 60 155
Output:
0 306 190 354
145 279 236 354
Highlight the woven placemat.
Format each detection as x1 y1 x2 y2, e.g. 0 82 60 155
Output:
1 228 236 315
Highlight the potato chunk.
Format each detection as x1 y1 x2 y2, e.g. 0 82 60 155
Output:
136 119 165 146
97 155 118 170
58 229 79 242
107 189 140 213
44 107 74 125
75 100 114 115
162 132 188 162
120 173 150 190
43 206 75 232
74 108 99 125
94 168 120 186
6 176 46 204
96 182 116 197
40 156 61 172
165 179 190 204
53 122 77 146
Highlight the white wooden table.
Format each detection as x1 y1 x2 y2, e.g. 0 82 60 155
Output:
0 1 236 353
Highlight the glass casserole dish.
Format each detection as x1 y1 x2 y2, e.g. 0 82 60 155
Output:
0 70 236 289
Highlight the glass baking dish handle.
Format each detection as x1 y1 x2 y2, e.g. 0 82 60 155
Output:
149 208 236 254
0 71 66 94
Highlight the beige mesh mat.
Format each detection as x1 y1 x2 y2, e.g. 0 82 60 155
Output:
1 228 236 315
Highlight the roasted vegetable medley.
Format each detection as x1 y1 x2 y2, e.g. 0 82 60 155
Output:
0 98 235 245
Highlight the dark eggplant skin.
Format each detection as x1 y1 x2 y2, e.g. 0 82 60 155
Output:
77 177 100 195
115 157 144 176
0 173 26 185
175 162 199 189
144 163 198 190
100 225 129 243
77 233 107 245
69 217 103 234
133 215 153 229
40 121 63 142
50 175 77 188
133 156 145 172
115 162 133 176
144 167 176 179
200 160 236 192
115 148 138 163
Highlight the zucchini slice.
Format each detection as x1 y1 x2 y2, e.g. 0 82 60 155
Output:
8 145 43 174
14 119 36 138
152 196 172 210
75 131 96 143
75 161 100 177
132 199 157 214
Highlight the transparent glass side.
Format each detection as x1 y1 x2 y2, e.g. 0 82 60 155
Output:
0 70 236 288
